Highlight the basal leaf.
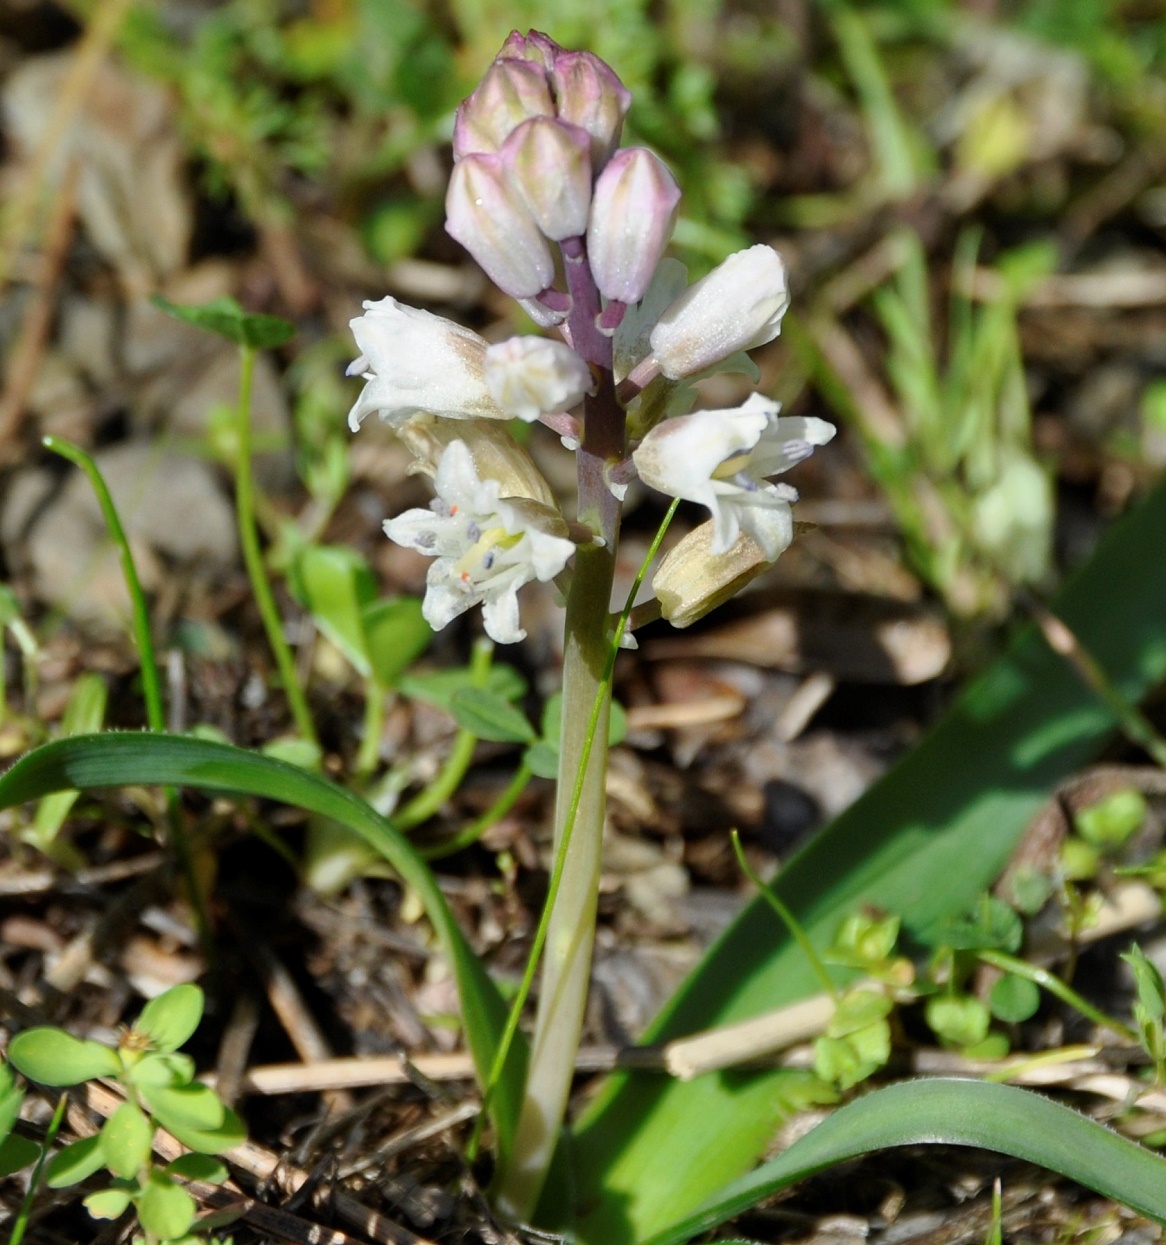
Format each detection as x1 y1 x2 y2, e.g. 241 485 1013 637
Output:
554 474 1166 1243
639 1080 1166 1245
0 734 525 1164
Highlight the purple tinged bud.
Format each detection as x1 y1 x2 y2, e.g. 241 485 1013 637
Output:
586 147 681 304
498 29 563 70
452 59 555 160
445 154 556 299
550 51 632 169
501 117 592 241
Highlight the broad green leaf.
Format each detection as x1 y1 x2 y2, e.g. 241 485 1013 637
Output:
555 474 1166 1243
101 1102 154 1179
26 671 107 860
84 1186 134 1220
0 1133 39 1177
47 1134 106 1188
363 596 432 686
135 985 204 1053
449 688 536 744
0 735 524 1165
151 295 294 350
400 664 526 712
166 1152 228 1183
8 1028 120 1086
138 1172 196 1239
638 1080 1166 1245
289 544 377 676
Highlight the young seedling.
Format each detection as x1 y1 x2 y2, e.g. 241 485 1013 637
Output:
7 984 243 1244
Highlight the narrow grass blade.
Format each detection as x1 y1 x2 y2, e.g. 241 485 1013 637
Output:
640 1079 1166 1245
0 733 526 1159
553 475 1166 1243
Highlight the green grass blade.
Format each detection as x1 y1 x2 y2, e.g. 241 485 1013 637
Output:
551 475 1166 1243
0 733 526 1160
641 1079 1166 1245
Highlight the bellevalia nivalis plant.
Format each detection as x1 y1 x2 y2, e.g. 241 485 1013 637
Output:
345 29 834 1219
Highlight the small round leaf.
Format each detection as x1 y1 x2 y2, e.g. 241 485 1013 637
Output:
167 1152 228 1184
8 1028 120 1086
46 1134 106 1188
83 1186 134 1221
135 985 204 1053
101 1102 154 1179
989 973 1041 1024
138 1173 196 1239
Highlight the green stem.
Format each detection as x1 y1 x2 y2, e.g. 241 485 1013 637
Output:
422 764 532 861
354 678 387 779
493 502 676 1220
8 1092 67 1245
977 948 1138 1044
42 436 212 958
730 830 839 1001
42 437 164 732
395 638 493 830
234 345 319 751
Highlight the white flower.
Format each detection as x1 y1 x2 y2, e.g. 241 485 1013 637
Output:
648 245 789 380
633 393 835 558
384 440 575 644
346 297 506 430
484 336 594 421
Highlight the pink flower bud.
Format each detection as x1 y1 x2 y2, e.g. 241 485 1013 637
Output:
586 148 681 304
446 154 556 299
498 29 563 70
550 50 632 169
501 117 592 241
452 58 555 160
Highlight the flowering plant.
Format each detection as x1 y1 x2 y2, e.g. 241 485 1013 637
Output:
346 29 833 1220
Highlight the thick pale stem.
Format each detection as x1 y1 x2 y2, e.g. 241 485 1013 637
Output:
496 539 614 1220
497 240 623 1219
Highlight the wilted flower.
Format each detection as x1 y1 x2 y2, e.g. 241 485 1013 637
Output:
652 521 775 627
649 244 789 380
384 440 575 644
633 393 835 558
346 298 505 430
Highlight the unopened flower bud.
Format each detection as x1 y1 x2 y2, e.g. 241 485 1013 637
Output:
501 117 592 241
485 336 594 422
586 148 681 305
446 154 556 299
649 244 789 380
550 50 632 169
498 29 563 70
452 58 555 160
652 521 776 628
397 414 556 507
